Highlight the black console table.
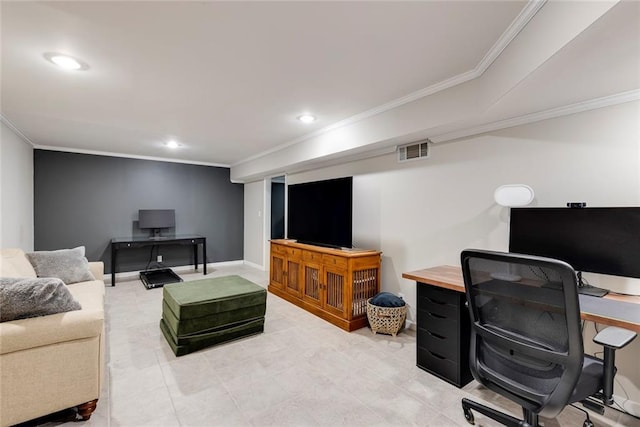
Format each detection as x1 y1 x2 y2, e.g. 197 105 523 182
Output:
110 235 207 286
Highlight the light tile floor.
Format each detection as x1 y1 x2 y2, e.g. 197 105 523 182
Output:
38 264 640 426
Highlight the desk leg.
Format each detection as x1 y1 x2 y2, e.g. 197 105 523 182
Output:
203 241 207 275
194 244 198 271
111 245 116 286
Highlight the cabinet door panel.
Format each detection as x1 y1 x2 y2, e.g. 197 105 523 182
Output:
324 267 347 318
270 253 286 290
286 259 302 297
351 268 379 319
302 263 322 307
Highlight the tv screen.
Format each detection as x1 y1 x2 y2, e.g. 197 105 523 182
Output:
287 177 352 248
509 207 640 279
138 209 176 229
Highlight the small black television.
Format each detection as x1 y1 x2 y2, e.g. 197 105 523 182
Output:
509 207 640 279
287 177 352 248
138 209 175 238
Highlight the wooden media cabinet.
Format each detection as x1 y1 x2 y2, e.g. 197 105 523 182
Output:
269 240 382 331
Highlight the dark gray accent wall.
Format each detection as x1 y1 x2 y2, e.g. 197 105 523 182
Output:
34 150 243 273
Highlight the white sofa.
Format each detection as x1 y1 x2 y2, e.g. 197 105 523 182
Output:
0 248 105 427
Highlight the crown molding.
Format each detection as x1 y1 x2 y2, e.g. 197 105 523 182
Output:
0 114 35 147
233 0 546 167
430 89 640 143
33 145 231 168
475 0 546 75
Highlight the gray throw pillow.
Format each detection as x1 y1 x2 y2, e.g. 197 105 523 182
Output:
26 246 95 284
0 277 82 322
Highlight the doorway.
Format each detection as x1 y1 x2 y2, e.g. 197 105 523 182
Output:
270 176 285 239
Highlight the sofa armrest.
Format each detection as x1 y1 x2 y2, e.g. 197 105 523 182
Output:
89 262 104 281
0 308 104 355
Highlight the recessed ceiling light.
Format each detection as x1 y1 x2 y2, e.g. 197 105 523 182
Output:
165 140 181 149
297 114 316 124
43 52 88 71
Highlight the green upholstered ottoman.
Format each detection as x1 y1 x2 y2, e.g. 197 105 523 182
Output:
160 275 267 356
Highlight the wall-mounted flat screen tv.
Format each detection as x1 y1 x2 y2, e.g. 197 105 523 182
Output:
287 177 352 248
509 207 640 279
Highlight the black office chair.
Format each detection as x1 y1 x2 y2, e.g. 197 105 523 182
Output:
460 249 636 427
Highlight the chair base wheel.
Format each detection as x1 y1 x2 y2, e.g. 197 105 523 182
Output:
462 403 475 425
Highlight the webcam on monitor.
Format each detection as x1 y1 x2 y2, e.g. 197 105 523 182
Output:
567 202 586 208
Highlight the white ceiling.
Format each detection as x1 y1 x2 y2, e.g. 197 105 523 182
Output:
1 1 529 166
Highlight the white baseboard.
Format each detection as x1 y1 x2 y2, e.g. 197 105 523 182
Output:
207 260 245 268
613 393 640 417
243 260 265 271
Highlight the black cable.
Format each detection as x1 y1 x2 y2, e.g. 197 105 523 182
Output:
527 265 550 282
611 400 640 421
145 245 157 271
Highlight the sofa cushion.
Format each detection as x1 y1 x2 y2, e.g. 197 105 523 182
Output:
0 277 81 322
67 280 105 310
26 246 95 284
0 280 104 355
0 248 37 278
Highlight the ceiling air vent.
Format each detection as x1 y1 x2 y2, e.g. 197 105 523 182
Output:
398 140 431 162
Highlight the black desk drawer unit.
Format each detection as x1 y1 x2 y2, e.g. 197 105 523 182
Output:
416 283 473 388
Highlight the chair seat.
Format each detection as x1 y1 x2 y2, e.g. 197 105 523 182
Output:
570 355 605 403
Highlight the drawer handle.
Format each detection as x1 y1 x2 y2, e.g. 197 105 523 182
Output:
428 312 446 319
426 297 446 305
428 331 446 340
428 350 446 360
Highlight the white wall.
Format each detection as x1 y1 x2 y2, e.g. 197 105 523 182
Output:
0 121 34 250
243 180 264 268
286 101 640 316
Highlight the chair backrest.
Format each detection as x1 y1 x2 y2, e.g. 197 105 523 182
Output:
461 249 584 418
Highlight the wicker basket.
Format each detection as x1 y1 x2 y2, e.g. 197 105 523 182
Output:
366 298 407 337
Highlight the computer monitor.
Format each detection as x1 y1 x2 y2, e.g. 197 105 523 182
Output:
138 209 175 238
509 207 640 295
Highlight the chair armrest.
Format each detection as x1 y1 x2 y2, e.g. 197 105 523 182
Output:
593 326 637 349
593 326 637 405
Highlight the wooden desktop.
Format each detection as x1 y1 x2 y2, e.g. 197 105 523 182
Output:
403 265 640 332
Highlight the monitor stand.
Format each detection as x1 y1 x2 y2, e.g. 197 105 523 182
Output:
149 229 168 240
577 272 609 297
